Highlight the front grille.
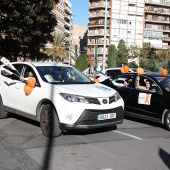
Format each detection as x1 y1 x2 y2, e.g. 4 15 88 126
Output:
90 108 116 114
77 117 122 125
109 95 115 104
85 97 100 105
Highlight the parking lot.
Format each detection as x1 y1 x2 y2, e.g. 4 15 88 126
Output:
0 114 170 170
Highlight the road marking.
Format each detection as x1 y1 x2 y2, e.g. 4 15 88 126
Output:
113 130 143 140
102 169 112 170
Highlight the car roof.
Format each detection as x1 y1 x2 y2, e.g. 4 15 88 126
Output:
112 72 170 77
103 67 134 71
11 62 72 67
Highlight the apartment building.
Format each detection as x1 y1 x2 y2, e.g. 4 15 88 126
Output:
144 0 170 49
53 0 72 35
111 0 144 48
87 0 170 68
87 0 112 68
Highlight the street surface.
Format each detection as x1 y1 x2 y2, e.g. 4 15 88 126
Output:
0 113 170 170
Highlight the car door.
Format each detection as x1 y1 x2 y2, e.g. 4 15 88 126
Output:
12 64 41 116
129 75 162 119
112 74 135 112
0 66 17 108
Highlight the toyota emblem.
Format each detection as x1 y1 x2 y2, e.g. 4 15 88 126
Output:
102 99 108 104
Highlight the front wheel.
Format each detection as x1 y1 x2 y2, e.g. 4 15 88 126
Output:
0 96 7 119
40 104 62 137
164 111 170 131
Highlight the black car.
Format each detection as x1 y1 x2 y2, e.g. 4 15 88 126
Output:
101 72 170 131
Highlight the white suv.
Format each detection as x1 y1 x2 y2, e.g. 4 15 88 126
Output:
0 62 124 137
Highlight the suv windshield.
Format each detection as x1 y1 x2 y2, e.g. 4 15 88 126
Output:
36 66 93 84
154 75 170 91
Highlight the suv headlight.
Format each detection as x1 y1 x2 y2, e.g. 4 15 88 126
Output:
114 92 121 101
60 93 89 103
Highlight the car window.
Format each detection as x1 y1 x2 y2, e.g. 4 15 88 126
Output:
1 65 21 80
106 70 121 76
112 75 134 88
154 75 170 91
136 75 161 92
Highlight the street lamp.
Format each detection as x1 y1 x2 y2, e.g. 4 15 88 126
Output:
102 0 108 70
94 37 98 74
68 14 77 65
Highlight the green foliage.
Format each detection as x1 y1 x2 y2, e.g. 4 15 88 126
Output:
0 0 59 60
75 54 88 72
127 44 140 57
117 39 128 66
44 32 69 62
107 44 117 68
140 58 161 72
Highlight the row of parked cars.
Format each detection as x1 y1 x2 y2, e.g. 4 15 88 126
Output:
0 63 169 138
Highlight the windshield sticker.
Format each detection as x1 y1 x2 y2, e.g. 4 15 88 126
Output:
95 86 112 91
44 74 55 82
138 93 152 105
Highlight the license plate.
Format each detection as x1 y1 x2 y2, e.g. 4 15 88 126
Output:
97 113 116 121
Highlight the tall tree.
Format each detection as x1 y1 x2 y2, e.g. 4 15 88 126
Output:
0 0 59 60
44 32 69 62
117 39 128 66
107 44 117 68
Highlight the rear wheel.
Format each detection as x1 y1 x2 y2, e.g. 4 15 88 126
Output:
40 104 62 137
0 96 7 119
164 111 170 131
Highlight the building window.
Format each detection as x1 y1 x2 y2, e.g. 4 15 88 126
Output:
152 15 158 21
129 3 136 7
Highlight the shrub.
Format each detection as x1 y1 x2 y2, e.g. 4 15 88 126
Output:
75 54 88 72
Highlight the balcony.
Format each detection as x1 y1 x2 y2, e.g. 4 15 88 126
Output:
162 38 170 42
145 8 170 15
89 2 111 9
65 15 71 21
144 28 170 33
88 31 110 37
65 6 72 15
65 21 70 28
87 41 110 46
145 1 170 7
145 18 170 24
89 13 111 18
88 21 111 27
64 29 70 35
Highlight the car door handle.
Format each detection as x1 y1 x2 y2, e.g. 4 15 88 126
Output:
15 86 20 89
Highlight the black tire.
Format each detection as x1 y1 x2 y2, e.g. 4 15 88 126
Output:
40 104 62 137
0 96 7 119
164 111 170 131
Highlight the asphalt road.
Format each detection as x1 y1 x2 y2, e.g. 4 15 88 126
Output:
0 114 170 170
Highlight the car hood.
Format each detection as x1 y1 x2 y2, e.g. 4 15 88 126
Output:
54 83 116 97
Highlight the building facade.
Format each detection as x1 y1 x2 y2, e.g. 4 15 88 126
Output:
87 0 170 68
144 0 170 49
52 0 72 35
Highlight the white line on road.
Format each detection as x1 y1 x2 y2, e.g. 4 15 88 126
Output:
113 130 143 140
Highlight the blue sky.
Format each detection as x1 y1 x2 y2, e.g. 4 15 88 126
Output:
69 0 88 26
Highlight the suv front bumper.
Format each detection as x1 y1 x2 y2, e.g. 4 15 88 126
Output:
60 106 124 130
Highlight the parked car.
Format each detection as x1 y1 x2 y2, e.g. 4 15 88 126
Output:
101 67 134 77
0 62 124 137
101 72 170 131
